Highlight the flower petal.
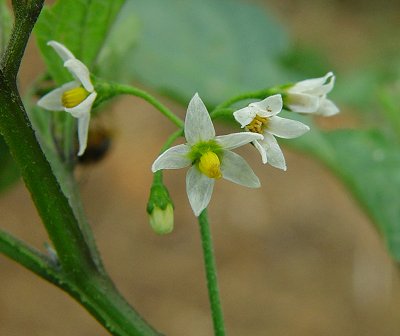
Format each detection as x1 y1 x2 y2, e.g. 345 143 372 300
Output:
48 41 76 62
64 59 94 92
186 166 214 216
215 132 263 150
233 106 256 127
37 81 78 111
184 93 215 144
267 116 310 139
253 140 268 164
65 92 97 118
151 144 192 172
285 93 319 113
249 94 283 117
317 98 340 116
259 133 287 170
77 112 90 156
220 150 260 188
289 72 334 95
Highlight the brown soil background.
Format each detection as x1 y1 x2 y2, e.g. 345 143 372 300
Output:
1 1 400 335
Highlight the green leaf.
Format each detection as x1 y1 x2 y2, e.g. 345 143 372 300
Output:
35 0 126 84
0 0 12 55
98 0 291 105
289 123 400 260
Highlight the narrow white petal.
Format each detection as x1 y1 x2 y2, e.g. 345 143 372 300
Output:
260 133 287 170
289 72 334 94
48 41 76 62
151 144 191 172
185 93 215 144
233 106 256 127
37 81 78 111
220 150 260 188
65 92 97 118
64 59 94 92
215 132 263 150
253 140 268 164
249 94 283 117
285 93 319 113
267 116 310 139
317 98 340 116
77 113 90 156
186 166 214 216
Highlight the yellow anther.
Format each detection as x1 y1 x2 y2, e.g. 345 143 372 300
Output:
198 151 222 179
246 115 269 134
62 87 90 108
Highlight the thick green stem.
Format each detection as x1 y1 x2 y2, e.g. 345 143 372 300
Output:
198 210 226 336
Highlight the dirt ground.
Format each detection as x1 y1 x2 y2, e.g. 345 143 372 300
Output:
1 1 400 335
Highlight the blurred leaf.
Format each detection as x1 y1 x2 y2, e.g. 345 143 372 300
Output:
98 0 291 105
35 0 126 84
0 136 20 193
0 0 12 55
289 123 400 260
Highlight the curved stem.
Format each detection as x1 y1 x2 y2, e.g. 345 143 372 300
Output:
212 88 278 112
160 128 184 152
103 82 184 128
198 209 226 336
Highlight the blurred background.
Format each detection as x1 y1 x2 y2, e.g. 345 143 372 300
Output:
1 0 400 335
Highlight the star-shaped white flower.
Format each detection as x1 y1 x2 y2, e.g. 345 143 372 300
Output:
285 72 339 116
37 41 97 156
152 93 263 216
233 94 309 171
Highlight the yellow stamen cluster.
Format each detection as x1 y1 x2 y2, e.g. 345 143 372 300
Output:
62 87 90 108
246 115 269 134
198 151 222 179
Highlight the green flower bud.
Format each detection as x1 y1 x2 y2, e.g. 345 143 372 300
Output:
147 172 174 235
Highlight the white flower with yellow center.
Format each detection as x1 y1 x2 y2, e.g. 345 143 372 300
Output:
37 41 97 156
152 93 263 217
285 72 339 116
233 94 309 171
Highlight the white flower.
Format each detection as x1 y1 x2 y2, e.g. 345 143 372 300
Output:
37 41 97 156
285 72 339 116
233 94 309 171
152 93 263 217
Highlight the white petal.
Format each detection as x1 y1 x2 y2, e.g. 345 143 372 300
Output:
267 116 310 139
220 150 260 188
65 92 97 118
184 93 215 144
77 113 90 156
186 166 214 216
48 41 76 62
151 144 192 172
253 140 268 164
285 93 319 113
64 59 94 92
233 106 256 128
249 94 283 117
317 98 340 116
215 132 263 150
259 133 287 170
289 72 334 95
37 81 78 111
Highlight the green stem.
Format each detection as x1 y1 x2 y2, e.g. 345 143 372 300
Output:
198 210 226 336
160 128 184 152
0 228 60 284
212 88 278 112
98 82 184 128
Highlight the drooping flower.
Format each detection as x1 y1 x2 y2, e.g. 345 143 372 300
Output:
37 41 97 156
152 93 263 216
233 94 309 171
285 72 339 116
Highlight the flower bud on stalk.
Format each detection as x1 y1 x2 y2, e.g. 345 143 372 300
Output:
147 172 174 234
